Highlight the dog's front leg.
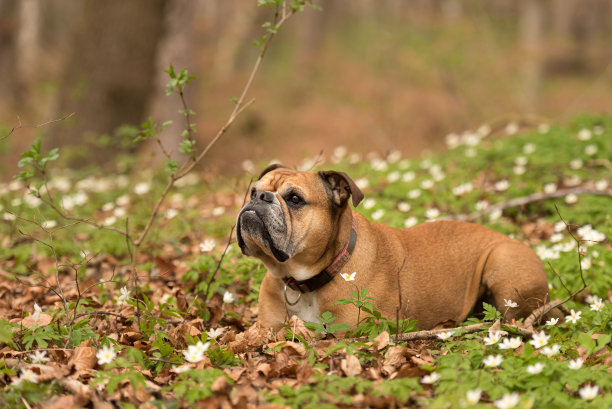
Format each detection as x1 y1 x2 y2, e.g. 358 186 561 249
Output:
257 273 287 329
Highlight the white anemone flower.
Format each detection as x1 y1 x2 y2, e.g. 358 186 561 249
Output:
526 362 545 374
483 331 503 346
96 344 117 365
436 331 454 341
568 358 583 370
565 309 582 324
30 350 50 364
466 389 482 405
529 331 550 349
223 291 235 303
504 299 518 308
420 372 440 384
499 337 522 350
578 384 598 400
494 392 520 409
540 344 560 357
483 354 504 368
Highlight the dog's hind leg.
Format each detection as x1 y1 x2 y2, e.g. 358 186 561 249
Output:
481 241 552 322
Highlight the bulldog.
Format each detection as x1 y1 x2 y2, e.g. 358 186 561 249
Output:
236 164 558 330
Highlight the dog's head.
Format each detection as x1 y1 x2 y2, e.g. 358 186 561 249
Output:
236 165 363 275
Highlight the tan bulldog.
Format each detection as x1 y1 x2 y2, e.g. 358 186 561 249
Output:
236 165 558 330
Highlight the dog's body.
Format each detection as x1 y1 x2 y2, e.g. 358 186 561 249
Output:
237 166 556 330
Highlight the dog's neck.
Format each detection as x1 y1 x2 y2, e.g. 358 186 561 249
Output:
281 212 357 293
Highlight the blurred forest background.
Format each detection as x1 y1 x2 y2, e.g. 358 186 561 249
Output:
1 0 612 178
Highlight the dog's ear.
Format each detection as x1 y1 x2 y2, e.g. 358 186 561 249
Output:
319 170 364 208
258 164 288 180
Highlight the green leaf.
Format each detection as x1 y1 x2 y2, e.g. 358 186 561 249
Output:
165 64 176 79
482 302 501 321
166 160 179 175
179 139 195 154
0 320 15 348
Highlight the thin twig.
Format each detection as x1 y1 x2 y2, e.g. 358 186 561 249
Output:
73 311 128 320
395 255 407 340
393 322 489 342
148 357 181 365
1 112 75 142
523 205 588 327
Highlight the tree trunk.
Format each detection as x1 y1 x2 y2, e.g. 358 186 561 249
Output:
0 0 19 108
50 0 166 165
519 0 543 114
144 0 197 162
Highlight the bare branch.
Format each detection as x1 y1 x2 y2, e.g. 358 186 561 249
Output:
450 187 612 222
1 112 75 142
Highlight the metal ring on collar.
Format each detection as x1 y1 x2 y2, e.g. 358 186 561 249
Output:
284 283 302 306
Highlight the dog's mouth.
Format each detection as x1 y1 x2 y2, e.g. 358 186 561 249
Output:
236 208 289 263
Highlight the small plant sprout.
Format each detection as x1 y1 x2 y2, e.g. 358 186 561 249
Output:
483 354 504 368
568 358 583 370
589 297 604 312
545 317 559 326
200 239 216 252
96 344 117 366
420 372 440 384
504 299 518 308
499 337 522 350
223 291 235 303
529 331 550 349
340 272 356 282
578 384 599 400
526 362 545 374
494 392 520 409
565 309 582 324
484 331 503 345
207 328 224 339
466 389 482 405
117 286 130 305
436 331 454 340
30 350 49 364
540 344 561 358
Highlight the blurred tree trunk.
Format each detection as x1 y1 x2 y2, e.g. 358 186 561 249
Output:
16 0 41 109
441 0 462 23
212 0 258 79
519 0 542 114
295 5 327 82
144 0 197 162
0 0 19 108
50 0 166 165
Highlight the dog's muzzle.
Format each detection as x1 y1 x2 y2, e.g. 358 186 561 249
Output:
236 192 290 262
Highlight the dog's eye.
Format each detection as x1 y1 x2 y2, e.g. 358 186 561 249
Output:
288 194 303 205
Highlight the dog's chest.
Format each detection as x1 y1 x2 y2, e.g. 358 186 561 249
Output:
286 291 320 323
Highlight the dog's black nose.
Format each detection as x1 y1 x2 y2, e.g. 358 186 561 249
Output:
258 191 275 203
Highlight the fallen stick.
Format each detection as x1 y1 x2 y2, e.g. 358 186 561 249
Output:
450 187 612 222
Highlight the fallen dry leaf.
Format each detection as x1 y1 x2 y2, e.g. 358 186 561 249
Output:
18 312 53 328
382 345 407 376
69 339 97 371
372 331 390 350
341 354 362 377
